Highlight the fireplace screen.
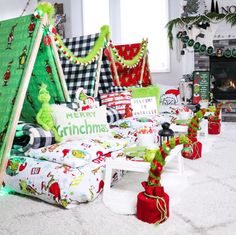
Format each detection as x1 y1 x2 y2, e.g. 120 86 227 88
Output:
210 56 236 100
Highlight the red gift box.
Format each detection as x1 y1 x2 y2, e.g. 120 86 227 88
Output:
183 138 202 160
136 182 169 224
208 119 221 135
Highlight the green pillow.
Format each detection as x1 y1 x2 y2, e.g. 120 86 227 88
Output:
130 86 161 110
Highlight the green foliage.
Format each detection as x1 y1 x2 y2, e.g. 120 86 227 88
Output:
166 13 236 49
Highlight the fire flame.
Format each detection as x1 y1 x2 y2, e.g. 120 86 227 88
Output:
229 80 236 89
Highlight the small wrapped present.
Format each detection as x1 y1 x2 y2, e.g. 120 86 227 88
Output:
136 182 169 224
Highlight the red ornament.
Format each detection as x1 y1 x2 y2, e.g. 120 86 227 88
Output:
44 35 51 46
51 27 57 35
181 145 193 158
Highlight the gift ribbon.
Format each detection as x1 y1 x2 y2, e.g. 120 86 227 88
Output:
144 192 168 224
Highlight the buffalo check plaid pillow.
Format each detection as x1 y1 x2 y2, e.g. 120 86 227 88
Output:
100 91 132 116
60 33 114 100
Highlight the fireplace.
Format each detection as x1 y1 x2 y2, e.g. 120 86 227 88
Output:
210 56 236 100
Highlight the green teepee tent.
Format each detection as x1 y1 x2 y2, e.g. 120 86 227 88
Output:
0 13 69 185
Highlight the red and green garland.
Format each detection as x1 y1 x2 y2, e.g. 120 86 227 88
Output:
147 135 190 186
109 39 148 68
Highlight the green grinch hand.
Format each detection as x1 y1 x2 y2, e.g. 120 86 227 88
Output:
194 84 200 94
36 84 62 142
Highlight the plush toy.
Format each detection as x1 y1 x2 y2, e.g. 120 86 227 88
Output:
36 84 62 142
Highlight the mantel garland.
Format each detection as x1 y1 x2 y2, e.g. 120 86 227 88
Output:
109 39 148 68
176 30 236 58
35 2 110 66
166 12 236 49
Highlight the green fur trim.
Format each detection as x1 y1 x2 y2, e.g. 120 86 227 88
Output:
111 39 148 68
54 25 109 65
36 2 55 23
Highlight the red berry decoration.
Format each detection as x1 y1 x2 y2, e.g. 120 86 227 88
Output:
43 35 51 46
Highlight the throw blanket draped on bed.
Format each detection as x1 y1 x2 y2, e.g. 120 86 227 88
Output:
12 122 55 154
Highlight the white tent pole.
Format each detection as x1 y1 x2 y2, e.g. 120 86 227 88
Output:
94 48 103 98
50 33 70 102
0 15 47 185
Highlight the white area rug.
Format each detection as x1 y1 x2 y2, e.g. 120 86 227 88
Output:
1 122 236 235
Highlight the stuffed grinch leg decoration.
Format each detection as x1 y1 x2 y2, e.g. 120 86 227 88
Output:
36 84 62 142
208 101 231 135
137 135 190 224
182 107 215 160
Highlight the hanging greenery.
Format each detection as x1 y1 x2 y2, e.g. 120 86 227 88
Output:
35 2 110 66
110 39 148 68
166 12 236 49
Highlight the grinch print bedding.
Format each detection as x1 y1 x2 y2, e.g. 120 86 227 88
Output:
27 136 127 168
4 156 108 208
5 137 127 208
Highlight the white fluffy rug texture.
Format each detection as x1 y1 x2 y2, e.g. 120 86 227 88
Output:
1 122 236 235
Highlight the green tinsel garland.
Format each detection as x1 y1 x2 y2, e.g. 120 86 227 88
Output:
110 39 148 68
35 3 110 66
53 25 110 65
35 2 55 24
166 12 236 49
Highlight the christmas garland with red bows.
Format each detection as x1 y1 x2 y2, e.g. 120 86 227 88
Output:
147 135 190 186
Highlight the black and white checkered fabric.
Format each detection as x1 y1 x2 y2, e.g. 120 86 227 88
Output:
60 33 114 100
99 52 114 94
12 122 55 154
106 107 123 124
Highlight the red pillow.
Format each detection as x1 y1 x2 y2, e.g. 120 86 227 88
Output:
100 92 131 116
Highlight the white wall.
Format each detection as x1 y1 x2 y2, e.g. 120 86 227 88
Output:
46 0 72 38
0 0 37 21
70 0 83 37
151 0 184 86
